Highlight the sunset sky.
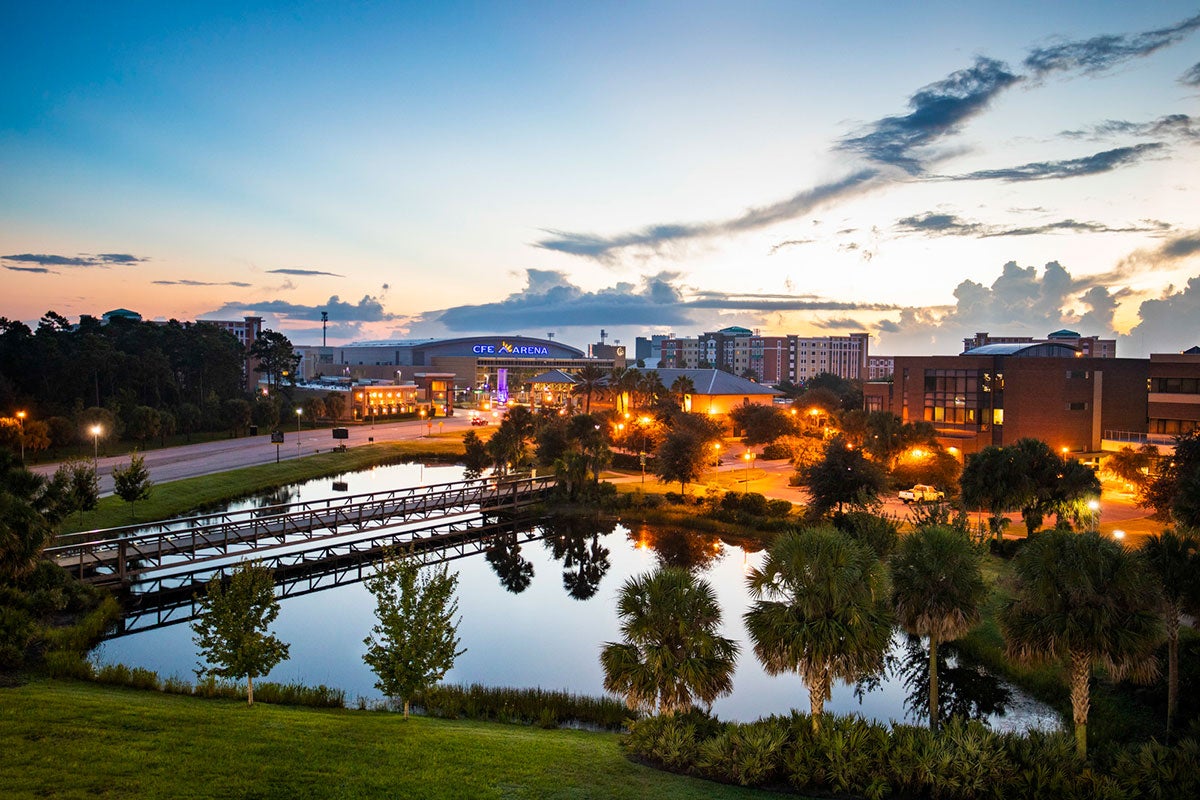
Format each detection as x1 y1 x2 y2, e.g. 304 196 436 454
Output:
4 2 1198 356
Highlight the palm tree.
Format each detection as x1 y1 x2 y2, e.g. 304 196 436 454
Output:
669 375 695 410
1140 530 1200 740
571 364 606 413
1001 530 1163 758
891 525 986 731
600 567 739 715
744 526 892 732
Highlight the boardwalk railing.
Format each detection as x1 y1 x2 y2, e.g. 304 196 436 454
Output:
47 475 553 586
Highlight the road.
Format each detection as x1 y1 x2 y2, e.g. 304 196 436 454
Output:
31 414 478 496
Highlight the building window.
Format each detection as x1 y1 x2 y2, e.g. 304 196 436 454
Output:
1066 370 1090 380
993 408 1004 426
1066 401 1089 411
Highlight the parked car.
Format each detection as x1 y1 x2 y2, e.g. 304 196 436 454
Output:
471 417 489 426
898 484 945 503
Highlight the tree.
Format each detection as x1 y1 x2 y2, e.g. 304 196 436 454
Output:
302 396 326 426
744 526 892 732
891 526 986 731
176 402 202 442
728 404 798 446
363 556 465 718
668 375 695 409
1001 531 1163 758
112 453 153 521
249 329 300 391
802 436 886 517
462 430 489 476
53 458 98 525
1010 438 1065 535
192 562 290 704
323 392 346 420
125 405 162 447
600 567 738 716
652 428 712 493
960 445 1024 538
1140 530 1200 740
0 451 62 582
251 396 280 430
222 398 253 438
1142 431 1200 528
1104 444 1158 490
571 364 606 413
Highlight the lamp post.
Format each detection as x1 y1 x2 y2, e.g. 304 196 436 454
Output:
638 416 650 485
90 424 102 467
15 410 26 465
1087 499 1100 532
713 442 721 468
295 408 302 459
419 408 427 437
742 450 756 494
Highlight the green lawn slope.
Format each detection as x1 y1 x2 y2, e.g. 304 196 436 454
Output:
0 680 778 800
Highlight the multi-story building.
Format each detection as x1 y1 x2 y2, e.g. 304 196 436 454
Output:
660 328 869 384
962 329 1116 358
634 334 671 365
1148 348 1200 437
863 342 1149 457
868 355 895 381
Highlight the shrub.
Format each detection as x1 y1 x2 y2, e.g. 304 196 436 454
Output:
696 719 789 786
254 681 346 708
765 499 793 518
411 683 631 730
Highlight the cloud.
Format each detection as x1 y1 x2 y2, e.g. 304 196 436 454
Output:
1115 229 1200 274
949 143 1164 182
1023 13 1200 76
534 169 880 262
1062 114 1198 142
768 238 814 255
1 252 147 268
814 317 871 330
153 279 253 287
895 211 1171 238
421 270 897 332
875 260 1121 354
1124 277 1200 353
202 294 397 323
266 268 345 277
4 265 57 274
1184 62 1200 86
839 57 1020 174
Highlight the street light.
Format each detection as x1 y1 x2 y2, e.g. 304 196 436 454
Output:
295 408 302 458
90 424 102 467
16 410 26 465
742 450 756 494
1087 498 1100 531
713 442 721 467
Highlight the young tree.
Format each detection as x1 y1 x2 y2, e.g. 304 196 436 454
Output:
53 457 99 525
1140 530 1200 740
1001 531 1163 758
891 526 986 731
744 526 892 732
112 453 153 521
652 428 711 493
600 567 738 716
363 556 465 718
192 562 290 705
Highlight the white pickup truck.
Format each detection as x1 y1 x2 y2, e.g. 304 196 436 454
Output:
898 484 945 503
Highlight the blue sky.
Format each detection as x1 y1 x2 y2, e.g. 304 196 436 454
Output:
3 2 1199 356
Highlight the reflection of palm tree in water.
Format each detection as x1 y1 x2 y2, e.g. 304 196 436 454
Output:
485 532 534 594
895 634 1011 725
629 525 722 572
544 517 614 600
253 486 296 516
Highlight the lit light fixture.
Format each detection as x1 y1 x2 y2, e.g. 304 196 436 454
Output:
1113 529 1126 539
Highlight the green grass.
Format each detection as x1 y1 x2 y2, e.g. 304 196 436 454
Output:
0 680 777 800
62 440 469 534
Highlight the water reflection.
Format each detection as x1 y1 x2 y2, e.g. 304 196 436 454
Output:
95 462 1057 729
485 532 535 594
895 635 1012 725
543 516 614 600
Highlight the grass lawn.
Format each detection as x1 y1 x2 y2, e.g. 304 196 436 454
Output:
0 680 777 800
62 440 469 534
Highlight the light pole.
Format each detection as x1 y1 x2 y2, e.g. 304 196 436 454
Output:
295 408 302 458
1088 498 1100 532
713 442 721 468
419 408 427 436
16 410 26 465
742 450 756 494
90 424 102 467
638 416 650 485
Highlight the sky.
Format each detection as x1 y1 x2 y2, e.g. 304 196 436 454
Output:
3 1 1199 357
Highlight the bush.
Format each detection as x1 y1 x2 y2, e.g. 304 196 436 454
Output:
254 681 346 708
760 442 792 460
696 719 789 786
833 511 899 558
411 683 631 730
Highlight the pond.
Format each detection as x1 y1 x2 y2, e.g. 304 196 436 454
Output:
94 462 1058 729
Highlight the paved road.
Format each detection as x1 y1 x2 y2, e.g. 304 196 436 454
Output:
31 415 478 496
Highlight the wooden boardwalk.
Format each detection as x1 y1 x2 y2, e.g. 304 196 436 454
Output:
47 475 553 586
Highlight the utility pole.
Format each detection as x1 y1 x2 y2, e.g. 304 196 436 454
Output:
321 310 328 348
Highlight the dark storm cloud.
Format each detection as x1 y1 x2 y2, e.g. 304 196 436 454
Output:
265 268 345 278
895 211 1171 238
1183 62 1200 86
4 265 56 274
1023 13 1200 76
838 57 1020 174
203 294 396 322
950 143 1163 182
1062 114 1198 142
153 279 253 287
534 170 880 261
